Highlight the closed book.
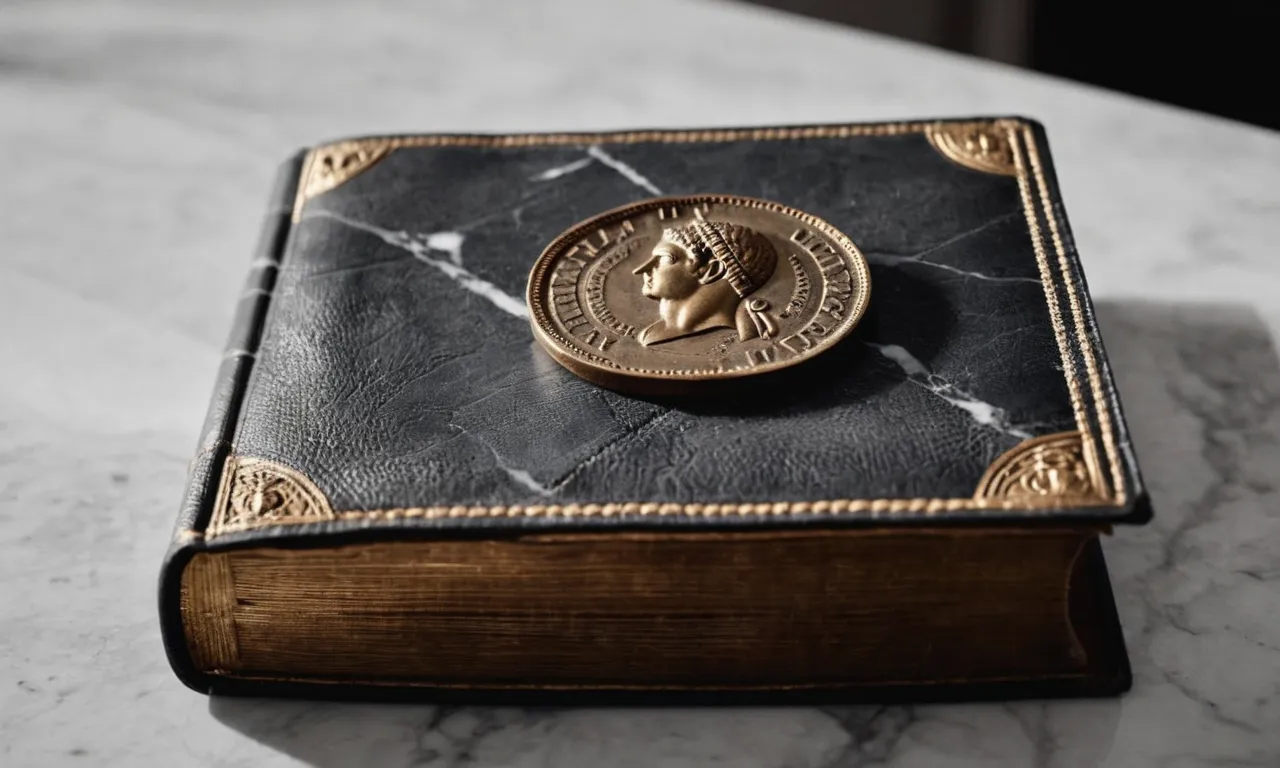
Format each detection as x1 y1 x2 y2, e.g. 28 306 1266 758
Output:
159 118 1149 701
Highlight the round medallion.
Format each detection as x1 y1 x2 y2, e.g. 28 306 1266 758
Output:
526 195 871 393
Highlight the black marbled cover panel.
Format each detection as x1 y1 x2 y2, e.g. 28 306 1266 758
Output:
235 130 1079 514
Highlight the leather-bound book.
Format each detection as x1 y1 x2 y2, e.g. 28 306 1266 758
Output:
160 118 1150 701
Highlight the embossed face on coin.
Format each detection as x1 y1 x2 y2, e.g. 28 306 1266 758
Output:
526 195 870 393
632 219 779 347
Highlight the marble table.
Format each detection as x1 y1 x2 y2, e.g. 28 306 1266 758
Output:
2 0 1278 765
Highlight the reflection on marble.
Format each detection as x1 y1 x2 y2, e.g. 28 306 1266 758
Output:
1 0 1279 765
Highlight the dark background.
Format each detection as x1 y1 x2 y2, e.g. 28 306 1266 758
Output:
741 0 1280 131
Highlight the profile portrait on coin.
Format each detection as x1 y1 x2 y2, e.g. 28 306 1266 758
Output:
632 219 780 346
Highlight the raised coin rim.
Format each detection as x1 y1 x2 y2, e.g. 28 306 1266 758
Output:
526 194 872 385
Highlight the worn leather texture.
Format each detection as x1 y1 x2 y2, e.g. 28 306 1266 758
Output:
220 119 1145 531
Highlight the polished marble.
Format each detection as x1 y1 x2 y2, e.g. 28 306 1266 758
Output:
1 0 1278 765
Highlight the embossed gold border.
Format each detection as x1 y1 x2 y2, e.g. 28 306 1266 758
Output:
292 123 936 222
1022 127 1124 504
209 119 1125 537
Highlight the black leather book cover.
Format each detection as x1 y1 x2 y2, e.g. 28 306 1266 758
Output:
159 118 1148 697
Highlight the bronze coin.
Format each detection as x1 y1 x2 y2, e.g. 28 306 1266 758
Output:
527 195 870 394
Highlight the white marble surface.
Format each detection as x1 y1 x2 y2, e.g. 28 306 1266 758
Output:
2 0 1278 765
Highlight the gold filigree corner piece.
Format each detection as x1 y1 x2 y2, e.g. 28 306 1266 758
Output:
293 139 393 220
926 122 1017 176
210 456 336 536
974 431 1113 508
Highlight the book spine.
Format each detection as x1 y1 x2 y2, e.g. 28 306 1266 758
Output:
171 152 305 538
159 150 305 691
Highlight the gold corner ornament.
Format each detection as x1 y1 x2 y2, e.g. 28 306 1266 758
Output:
210 456 336 535
973 431 1112 506
526 195 871 394
926 122 1017 176
293 139 393 220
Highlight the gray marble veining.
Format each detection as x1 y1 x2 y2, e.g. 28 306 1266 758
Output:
1 0 1278 765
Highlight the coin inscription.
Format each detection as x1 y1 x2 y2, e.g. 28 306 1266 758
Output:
527 195 871 392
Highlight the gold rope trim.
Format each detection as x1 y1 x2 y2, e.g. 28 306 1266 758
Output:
1006 124 1108 499
1022 127 1124 504
341 498 980 523
207 451 1113 536
293 121 971 221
